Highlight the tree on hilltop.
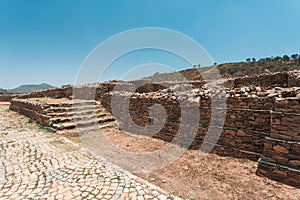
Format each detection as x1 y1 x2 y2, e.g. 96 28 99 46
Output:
273 56 282 61
283 55 290 62
291 54 299 61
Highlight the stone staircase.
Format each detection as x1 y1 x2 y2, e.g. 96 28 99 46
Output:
45 100 116 136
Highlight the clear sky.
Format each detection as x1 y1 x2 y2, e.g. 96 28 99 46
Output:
0 0 299 89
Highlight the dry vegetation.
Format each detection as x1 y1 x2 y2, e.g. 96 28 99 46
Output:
145 58 300 82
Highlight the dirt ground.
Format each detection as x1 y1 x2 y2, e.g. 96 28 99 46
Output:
97 128 300 200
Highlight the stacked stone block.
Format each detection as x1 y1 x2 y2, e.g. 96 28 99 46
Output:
100 89 273 161
0 94 19 102
257 97 300 188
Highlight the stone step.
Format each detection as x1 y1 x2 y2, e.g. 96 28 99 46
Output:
52 116 115 130
47 109 96 118
44 100 97 108
46 105 99 113
49 113 108 123
56 121 117 137
46 108 107 117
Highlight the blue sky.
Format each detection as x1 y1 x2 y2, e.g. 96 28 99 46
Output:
0 0 299 89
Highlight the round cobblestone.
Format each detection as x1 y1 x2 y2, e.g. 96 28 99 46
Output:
0 104 180 200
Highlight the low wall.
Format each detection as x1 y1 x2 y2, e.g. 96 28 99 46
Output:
233 72 288 89
0 94 19 102
18 87 73 99
9 99 51 126
100 91 272 161
288 70 300 87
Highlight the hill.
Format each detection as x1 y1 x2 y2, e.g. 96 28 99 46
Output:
9 83 55 94
144 55 300 82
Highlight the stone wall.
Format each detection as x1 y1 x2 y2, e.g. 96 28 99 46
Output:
9 99 51 127
18 87 73 99
100 88 273 161
128 72 289 92
128 80 207 92
256 97 300 188
11 70 293 101
288 70 300 87
233 72 289 89
0 94 19 102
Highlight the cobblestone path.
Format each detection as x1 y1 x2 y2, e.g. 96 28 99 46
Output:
0 104 179 200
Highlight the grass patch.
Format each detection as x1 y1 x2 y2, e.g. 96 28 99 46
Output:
37 124 45 130
37 124 54 133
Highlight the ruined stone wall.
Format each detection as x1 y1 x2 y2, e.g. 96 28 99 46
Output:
9 99 50 126
100 90 273 161
14 81 125 101
233 72 289 89
11 70 292 101
288 70 300 87
257 97 300 188
129 72 288 91
0 94 19 102
97 71 300 188
95 71 296 162
17 87 73 99
128 80 207 92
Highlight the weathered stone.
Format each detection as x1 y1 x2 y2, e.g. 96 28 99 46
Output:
264 143 273 150
274 169 288 178
271 118 281 125
237 130 247 136
288 160 300 167
273 145 289 154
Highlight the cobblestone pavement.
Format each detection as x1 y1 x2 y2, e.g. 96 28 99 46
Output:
0 104 179 200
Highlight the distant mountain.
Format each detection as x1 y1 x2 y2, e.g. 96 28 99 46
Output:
9 83 55 94
0 88 8 94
